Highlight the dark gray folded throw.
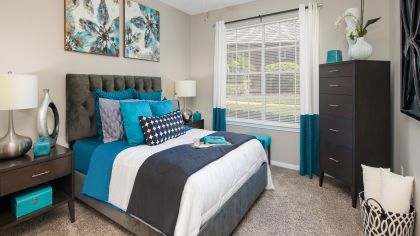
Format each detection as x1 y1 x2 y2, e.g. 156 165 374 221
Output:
126 131 255 236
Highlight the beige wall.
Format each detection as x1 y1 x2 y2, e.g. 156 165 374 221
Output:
190 0 391 165
0 0 190 146
390 0 420 233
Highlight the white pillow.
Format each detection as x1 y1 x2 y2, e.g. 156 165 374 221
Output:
380 170 414 214
362 164 390 201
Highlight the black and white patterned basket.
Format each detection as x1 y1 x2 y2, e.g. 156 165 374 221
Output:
359 192 416 236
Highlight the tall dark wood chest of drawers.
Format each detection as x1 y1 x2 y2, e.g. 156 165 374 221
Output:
318 60 391 208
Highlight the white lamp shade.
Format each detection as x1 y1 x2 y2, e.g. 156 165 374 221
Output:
176 80 196 97
0 74 38 110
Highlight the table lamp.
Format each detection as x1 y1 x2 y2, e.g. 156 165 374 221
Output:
0 74 38 159
175 80 196 121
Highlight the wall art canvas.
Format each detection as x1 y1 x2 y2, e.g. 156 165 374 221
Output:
401 0 420 120
124 1 160 61
65 0 120 57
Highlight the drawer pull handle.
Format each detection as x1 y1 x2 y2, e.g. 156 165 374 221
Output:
329 157 340 163
32 171 50 178
329 128 340 133
328 69 340 73
328 84 340 87
329 104 340 107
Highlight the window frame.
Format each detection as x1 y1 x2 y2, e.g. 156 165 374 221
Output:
225 17 301 131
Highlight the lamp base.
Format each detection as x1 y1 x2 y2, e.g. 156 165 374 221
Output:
181 108 193 122
0 110 32 159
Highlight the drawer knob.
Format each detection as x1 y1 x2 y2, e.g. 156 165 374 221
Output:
329 104 340 107
328 69 340 73
329 157 340 163
32 170 50 178
328 84 340 87
329 128 340 133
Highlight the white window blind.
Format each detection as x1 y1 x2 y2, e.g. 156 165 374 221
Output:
226 17 300 129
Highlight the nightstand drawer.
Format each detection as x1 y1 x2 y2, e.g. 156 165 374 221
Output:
185 119 204 129
0 156 71 196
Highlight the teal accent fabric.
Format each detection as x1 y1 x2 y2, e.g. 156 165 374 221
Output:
149 100 174 116
212 108 226 131
132 89 162 101
120 101 152 146
249 134 271 149
300 114 320 178
95 89 134 140
73 137 102 175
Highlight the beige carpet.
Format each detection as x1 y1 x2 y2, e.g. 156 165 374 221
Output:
4 167 363 236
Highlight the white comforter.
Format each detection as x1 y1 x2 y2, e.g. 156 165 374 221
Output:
108 129 274 236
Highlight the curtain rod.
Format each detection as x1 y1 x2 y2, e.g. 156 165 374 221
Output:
225 3 323 25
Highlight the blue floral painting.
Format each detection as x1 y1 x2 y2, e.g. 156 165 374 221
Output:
124 1 160 61
65 0 120 57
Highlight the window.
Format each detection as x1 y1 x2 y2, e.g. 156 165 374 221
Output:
226 17 300 130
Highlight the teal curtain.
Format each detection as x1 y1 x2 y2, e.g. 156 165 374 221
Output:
300 114 320 178
212 108 226 131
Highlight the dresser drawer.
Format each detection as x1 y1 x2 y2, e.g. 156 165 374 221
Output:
320 76 354 95
320 63 353 77
320 94 353 119
320 142 353 185
320 116 353 148
0 156 71 196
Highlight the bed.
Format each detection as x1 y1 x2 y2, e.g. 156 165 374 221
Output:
66 74 273 236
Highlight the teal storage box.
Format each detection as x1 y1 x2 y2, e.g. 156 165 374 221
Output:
33 136 51 157
326 50 343 63
11 185 53 218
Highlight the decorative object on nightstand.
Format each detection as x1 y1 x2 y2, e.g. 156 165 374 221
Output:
0 145 75 232
326 50 343 63
37 89 60 147
192 111 202 121
33 136 51 157
185 119 204 129
175 80 196 121
11 185 53 218
0 73 38 159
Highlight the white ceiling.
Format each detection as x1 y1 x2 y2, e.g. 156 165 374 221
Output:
158 0 256 15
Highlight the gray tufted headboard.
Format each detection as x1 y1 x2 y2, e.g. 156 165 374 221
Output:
66 74 162 142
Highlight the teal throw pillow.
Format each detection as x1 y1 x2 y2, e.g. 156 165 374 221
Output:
120 101 152 146
95 89 134 140
149 100 174 116
132 89 162 101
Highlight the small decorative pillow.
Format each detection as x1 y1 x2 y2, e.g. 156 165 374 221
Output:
95 89 134 140
140 110 185 146
380 170 414 214
120 101 153 146
361 164 390 202
149 100 174 116
99 98 138 143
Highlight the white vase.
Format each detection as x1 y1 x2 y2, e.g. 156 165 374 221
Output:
344 8 360 59
350 37 373 59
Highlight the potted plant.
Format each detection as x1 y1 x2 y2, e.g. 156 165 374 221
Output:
334 0 381 59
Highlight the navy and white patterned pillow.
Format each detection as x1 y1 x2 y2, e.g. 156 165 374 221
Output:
140 110 185 146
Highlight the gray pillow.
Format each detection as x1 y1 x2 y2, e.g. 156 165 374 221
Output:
99 98 138 143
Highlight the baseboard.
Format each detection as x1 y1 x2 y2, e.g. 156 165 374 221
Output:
270 160 299 171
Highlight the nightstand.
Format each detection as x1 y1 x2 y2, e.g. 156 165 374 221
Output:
0 145 74 232
185 119 204 129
